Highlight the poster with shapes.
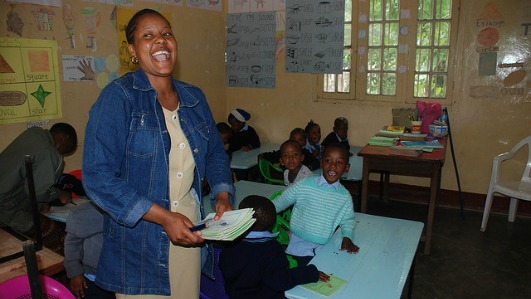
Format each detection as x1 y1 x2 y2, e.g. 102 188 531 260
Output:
285 0 345 74
226 12 276 88
0 38 62 124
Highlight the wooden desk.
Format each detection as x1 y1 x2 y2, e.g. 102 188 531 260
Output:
285 213 424 299
230 143 280 170
358 138 447 254
0 229 64 283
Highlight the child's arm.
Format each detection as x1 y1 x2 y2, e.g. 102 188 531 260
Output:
271 183 298 213
341 237 360 253
69 275 88 298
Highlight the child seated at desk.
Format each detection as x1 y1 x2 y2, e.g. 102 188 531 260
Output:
273 143 360 266
227 108 260 153
219 195 329 299
304 120 323 161
260 128 319 171
322 117 352 155
279 140 314 186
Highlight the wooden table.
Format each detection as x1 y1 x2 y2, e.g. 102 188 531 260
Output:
285 213 424 299
0 228 64 283
358 138 447 254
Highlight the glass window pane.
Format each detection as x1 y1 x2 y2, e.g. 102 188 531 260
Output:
432 48 448 72
367 73 381 94
417 22 432 46
386 0 400 20
369 24 382 46
418 0 433 20
368 48 382 70
344 24 352 47
434 21 450 46
414 74 429 97
370 0 383 21
345 0 353 22
436 0 452 19
416 49 431 72
431 74 447 97
343 48 352 70
384 22 399 45
383 48 397 70
339 72 350 93
382 73 396 95
324 74 335 92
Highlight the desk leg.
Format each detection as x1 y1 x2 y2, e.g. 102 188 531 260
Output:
424 163 441 255
407 255 416 299
361 158 369 213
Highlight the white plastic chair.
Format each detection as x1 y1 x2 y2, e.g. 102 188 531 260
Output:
480 136 531 231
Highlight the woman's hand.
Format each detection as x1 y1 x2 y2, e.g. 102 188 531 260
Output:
144 204 204 247
214 191 232 220
69 275 87 298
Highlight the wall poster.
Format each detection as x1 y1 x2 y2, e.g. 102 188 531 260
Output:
285 0 345 73
226 12 277 88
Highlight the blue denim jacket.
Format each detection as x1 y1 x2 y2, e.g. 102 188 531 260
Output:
82 69 234 295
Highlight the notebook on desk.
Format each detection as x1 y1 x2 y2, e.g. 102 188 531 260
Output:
400 140 443 149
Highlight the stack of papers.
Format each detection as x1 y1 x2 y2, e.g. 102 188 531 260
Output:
389 146 423 157
195 208 256 241
400 140 443 149
375 125 405 138
368 136 398 146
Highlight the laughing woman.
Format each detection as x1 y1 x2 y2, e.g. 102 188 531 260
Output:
82 9 234 298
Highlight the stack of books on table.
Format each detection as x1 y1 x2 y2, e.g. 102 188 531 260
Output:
400 140 444 149
194 208 256 241
375 125 406 138
388 146 423 157
368 136 398 146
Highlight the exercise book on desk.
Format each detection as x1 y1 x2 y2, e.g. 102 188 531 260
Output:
301 275 347 297
400 140 443 149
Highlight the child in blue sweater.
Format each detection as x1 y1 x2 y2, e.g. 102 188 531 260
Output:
273 143 360 266
219 195 329 299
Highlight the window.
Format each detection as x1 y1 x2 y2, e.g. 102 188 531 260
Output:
319 0 459 104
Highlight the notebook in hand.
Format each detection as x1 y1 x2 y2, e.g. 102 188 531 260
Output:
193 208 255 241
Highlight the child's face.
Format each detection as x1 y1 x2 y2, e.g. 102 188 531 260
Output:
228 116 244 133
289 132 306 147
280 143 304 172
307 125 321 145
220 132 231 144
320 147 350 184
334 121 348 139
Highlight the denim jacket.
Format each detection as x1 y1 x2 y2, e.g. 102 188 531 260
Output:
83 69 234 295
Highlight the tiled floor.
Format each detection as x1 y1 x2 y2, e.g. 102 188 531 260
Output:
362 194 531 299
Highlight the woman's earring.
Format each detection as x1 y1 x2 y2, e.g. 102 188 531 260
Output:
131 56 138 64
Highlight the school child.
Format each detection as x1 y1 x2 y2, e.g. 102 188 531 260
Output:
321 117 351 154
227 108 261 153
219 195 330 299
279 140 314 186
273 143 360 266
64 202 115 299
259 128 319 170
303 120 323 161
217 122 233 147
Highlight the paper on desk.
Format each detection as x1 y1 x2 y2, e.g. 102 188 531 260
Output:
301 274 347 297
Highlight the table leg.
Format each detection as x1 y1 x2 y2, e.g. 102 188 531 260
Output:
361 158 369 213
424 163 441 255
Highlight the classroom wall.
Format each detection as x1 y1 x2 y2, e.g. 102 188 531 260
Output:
0 1 226 172
226 0 531 195
1 0 529 197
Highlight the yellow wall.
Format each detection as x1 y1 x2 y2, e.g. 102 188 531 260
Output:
1 0 529 196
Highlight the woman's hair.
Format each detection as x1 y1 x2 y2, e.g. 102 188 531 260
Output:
125 9 169 44
305 120 319 133
239 195 276 232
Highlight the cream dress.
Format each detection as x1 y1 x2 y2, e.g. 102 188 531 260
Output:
117 107 200 298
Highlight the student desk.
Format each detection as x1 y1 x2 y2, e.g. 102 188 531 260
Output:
203 180 286 214
0 228 64 283
285 213 424 299
230 143 280 170
358 138 447 254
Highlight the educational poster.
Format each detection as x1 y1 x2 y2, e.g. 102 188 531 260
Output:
228 0 286 14
226 12 276 88
0 38 62 124
285 0 344 74
187 0 222 12
116 7 138 75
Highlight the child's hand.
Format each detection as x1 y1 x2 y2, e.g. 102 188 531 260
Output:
318 271 331 282
69 275 87 298
241 145 251 152
341 237 360 254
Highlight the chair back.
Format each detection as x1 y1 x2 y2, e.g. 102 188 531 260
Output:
259 159 284 185
200 247 229 299
0 274 75 299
